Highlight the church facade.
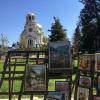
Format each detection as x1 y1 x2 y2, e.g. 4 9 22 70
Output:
20 13 45 49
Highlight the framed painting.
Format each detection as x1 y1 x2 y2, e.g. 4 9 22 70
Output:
95 53 100 72
79 76 91 88
55 81 69 93
46 92 64 100
24 64 46 91
79 54 94 71
77 87 89 100
55 81 69 100
98 76 100 88
93 96 100 100
49 41 71 69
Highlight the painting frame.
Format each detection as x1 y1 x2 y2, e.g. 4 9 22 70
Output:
49 41 71 70
24 64 47 92
79 54 94 71
77 87 89 100
95 53 100 72
79 76 91 88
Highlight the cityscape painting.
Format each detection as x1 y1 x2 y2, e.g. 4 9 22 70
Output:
25 64 46 91
49 41 70 69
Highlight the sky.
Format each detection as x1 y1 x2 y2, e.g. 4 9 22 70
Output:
0 0 83 46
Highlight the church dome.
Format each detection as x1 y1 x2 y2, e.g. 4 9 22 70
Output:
27 12 35 16
26 12 35 22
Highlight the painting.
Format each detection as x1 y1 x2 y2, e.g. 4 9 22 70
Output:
93 96 100 100
79 54 94 71
95 53 100 72
79 76 91 88
46 92 63 100
98 76 100 88
55 81 69 100
77 87 89 100
25 64 46 91
49 41 70 69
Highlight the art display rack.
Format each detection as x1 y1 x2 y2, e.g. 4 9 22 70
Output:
0 50 72 100
93 53 100 99
74 53 95 100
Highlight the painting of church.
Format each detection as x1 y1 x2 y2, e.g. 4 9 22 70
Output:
20 12 45 50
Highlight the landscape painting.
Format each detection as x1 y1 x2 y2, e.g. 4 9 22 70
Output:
25 64 46 91
46 92 63 100
95 53 100 72
79 76 91 88
49 41 70 69
77 87 89 100
79 54 94 71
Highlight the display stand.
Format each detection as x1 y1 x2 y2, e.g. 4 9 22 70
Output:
74 54 95 100
0 50 72 100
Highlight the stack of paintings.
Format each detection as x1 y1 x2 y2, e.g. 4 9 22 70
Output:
47 41 71 100
75 54 95 100
94 53 100 98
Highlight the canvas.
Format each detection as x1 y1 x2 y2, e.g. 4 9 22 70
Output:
98 76 100 88
25 64 46 91
93 96 100 100
49 41 70 69
79 54 94 71
77 87 89 100
46 92 63 100
79 76 91 88
95 53 100 72
55 81 69 100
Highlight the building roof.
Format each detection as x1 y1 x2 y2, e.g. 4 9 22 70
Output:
27 12 35 16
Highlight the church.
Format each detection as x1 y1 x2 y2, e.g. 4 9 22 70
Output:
20 12 45 50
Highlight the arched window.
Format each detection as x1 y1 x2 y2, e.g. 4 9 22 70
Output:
28 39 33 46
29 16 31 20
29 28 33 32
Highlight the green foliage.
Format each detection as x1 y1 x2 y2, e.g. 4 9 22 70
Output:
73 24 82 53
48 17 67 42
79 0 100 53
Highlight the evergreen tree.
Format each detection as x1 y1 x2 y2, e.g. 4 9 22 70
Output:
79 0 100 53
73 24 82 53
48 17 67 42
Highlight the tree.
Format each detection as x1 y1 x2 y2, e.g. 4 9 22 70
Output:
48 17 67 42
0 33 8 52
79 0 100 53
72 23 82 53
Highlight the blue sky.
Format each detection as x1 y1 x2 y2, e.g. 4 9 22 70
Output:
0 0 83 46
